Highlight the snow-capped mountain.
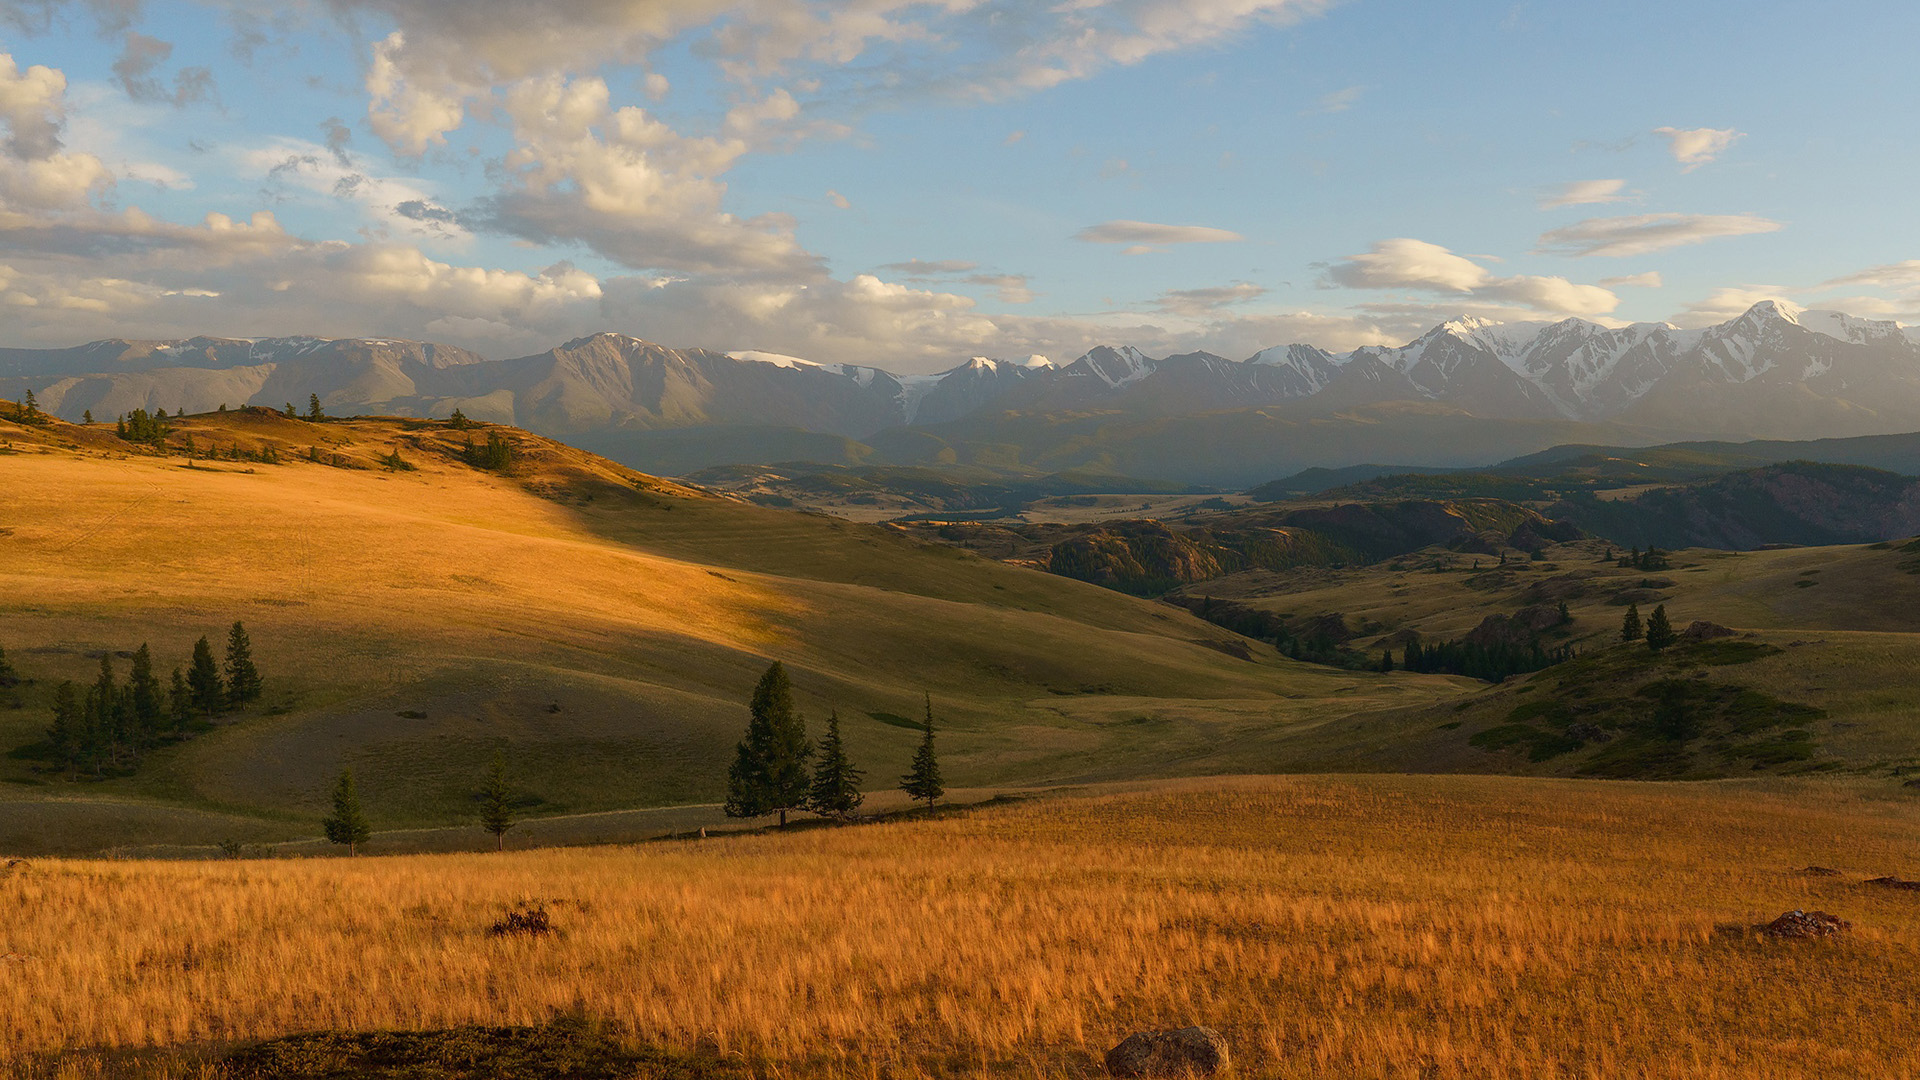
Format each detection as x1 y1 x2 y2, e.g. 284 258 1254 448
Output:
5 302 1919 451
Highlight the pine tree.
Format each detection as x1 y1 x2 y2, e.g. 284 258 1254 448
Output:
224 621 262 705
322 770 372 855
1645 604 1677 653
1620 603 1643 643
307 393 324 422
449 407 472 429
187 636 224 715
899 694 944 813
1378 649 1394 673
47 681 80 773
724 662 812 825
168 667 192 730
22 387 37 420
1556 600 1572 625
89 653 118 768
126 643 163 749
479 754 514 851
284 402 296 418
807 710 865 820
0 643 17 688
82 409 93 425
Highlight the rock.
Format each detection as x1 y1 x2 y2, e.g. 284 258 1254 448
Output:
1866 876 1920 891
1681 621 1737 641
1796 866 1841 876
1105 1027 1229 1077
1756 910 1850 938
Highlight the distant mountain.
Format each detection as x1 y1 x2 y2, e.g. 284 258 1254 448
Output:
3 302 1917 482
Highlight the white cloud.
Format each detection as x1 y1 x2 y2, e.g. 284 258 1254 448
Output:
1538 178 1631 209
1671 286 1793 328
1325 238 1619 317
1599 271 1663 288
825 189 850 209
1303 84 1363 115
1535 212 1782 258
245 139 469 242
1653 126 1743 171
1076 220 1245 245
1816 260 1920 292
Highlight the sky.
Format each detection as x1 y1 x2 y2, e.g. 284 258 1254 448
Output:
0 0 1916 371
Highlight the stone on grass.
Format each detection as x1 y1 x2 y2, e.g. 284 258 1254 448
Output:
1105 1027 1229 1077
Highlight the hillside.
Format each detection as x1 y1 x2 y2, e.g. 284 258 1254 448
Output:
1169 535 1920 779
0 404 1466 854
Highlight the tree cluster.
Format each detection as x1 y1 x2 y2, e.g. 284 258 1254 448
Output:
1619 602 1677 652
725 662 942 826
116 408 170 448
38 622 262 778
1617 546 1672 571
463 432 514 471
1401 635 1576 683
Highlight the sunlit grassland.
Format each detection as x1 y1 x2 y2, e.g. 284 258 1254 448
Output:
7 774 1920 1078
0 415 1467 850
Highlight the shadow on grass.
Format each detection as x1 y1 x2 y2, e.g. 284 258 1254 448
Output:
225 1019 753 1080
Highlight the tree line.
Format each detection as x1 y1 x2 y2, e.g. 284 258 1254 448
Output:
29 623 263 777
316 660 946 857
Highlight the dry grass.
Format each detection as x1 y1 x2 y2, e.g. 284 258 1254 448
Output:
0 412 1465 843
7 774 1920 1078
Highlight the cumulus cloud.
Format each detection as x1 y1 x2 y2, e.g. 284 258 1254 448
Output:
1324 238 1619 317
475 74 814 274
1535 212 1782 258
1653 126 1743 171
0 52 113 210
1538 179 1632 209
1075 220 1245 246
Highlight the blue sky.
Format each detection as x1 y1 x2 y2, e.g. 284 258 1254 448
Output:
0 0 1915 369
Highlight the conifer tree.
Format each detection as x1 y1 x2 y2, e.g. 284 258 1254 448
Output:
479 753 514 851
1645 604 1677 653
168 667 192 730
47 681 80 773
1378 649 1394 673
322 770 372 855
899 694 945 813
307 393 324 421
82 409 93 425
0 643 17 688
126 644 163 749
224 621 262 705
89 653 117 765
284 402 296 418
449 407 471 429
807 710 865 820
187 636 224 715
22 387 37 420
1620 603 1643 643
724 662 812 825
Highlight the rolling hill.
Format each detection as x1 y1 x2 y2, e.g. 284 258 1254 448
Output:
0 403 1467 854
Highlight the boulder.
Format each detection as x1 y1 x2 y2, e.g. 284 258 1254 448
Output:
1105 1027 1229 1077
1756 910 1850 938
1681 621 1736 641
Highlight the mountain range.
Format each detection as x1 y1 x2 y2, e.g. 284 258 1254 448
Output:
4 301 1918 484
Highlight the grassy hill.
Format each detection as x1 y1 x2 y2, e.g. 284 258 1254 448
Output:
1170 536 1920 779
0 405 1467 853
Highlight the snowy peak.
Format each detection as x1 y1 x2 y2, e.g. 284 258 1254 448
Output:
1071 345 1157 388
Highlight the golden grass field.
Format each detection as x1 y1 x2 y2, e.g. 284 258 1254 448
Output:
0 409 1467 853
7 773 1920 1079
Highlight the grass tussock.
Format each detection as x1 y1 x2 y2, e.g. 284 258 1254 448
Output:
6 775 1920 1078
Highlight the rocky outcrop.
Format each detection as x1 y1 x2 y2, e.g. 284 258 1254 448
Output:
1105 1027 1229 1077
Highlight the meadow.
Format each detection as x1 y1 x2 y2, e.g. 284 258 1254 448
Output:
7 774 1920 1079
